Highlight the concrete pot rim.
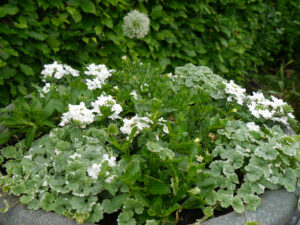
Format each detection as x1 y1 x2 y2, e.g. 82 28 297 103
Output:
0 103 298 225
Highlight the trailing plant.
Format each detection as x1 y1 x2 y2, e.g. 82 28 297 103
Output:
0 62 299 225
0 0 299 108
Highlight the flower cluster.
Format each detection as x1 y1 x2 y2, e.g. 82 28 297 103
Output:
60 94 122 127
41 61 79 79
122 10 150 39
91 94 123 119
85 64 114 90
87 154 117 182
224 80 246 105
247 92 294 125
120 115 153 135
59 102 95 128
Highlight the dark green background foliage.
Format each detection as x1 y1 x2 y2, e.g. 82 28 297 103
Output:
0 0 299 106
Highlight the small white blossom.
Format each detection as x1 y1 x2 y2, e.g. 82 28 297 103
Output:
130 90 138 100
224 80 246 105
121 55 127 61
246 122 260 132
122 10 150 39
163 124 169 134
120 115 153 135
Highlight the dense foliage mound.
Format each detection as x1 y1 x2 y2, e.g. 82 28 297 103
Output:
0 62 299 224
0 0 299 106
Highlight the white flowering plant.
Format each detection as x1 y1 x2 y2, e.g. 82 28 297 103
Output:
0 61 299 225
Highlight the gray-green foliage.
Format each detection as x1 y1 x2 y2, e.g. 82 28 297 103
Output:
0 125 124 223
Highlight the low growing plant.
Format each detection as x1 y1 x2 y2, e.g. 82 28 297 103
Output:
0 61 299 224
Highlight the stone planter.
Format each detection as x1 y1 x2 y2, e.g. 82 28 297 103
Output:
0 102 299 225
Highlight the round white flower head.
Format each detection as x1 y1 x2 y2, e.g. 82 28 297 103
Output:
91 94 123 120
59 102 95 128
122 10 150 39
246 122 260 132
87 163 101 179
84 64 114 90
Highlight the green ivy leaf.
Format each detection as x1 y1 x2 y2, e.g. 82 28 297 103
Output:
1 146 17 159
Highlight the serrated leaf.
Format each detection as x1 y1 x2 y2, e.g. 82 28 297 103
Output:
87 203 103 223
232 196 244 213
1 146 17 159
102 194 130 213
117 211 136 225
124 199 144 214
243 194 261 211
205 190 217 205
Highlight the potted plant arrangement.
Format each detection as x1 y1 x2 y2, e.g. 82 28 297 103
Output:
0 59 299 225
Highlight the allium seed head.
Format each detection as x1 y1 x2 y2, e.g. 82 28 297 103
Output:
122 10 150 39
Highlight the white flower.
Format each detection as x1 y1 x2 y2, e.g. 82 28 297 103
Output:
224 80 246 105
122 10 150 39
194 138 200 143
87 163 101 179
247 92 290 125
113 86 119 90
59 102 95 128
246 122 260 132
87 154 117 180
41 61 79 79
120 115 153 135
40 83 51 98
288 113 295 119
70 153 81 160
130 90 138 100
91 94 123 120
121 55 127 61
84 64 114 90
163 124 169 134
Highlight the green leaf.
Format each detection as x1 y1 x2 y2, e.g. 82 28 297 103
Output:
232 196 244 213
87 203 104 223
66 7 82 23
46 35 61 50
246 222 259 225
203 206 213 217
1 146 18 159
243 194 261 211
117 211 136 225
124 199 144 214
0 4 19 18
102 194 130 213
146 141 175 160
149 181 171 195
25 125 37 148
79 0 96 14
20 64 34 76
